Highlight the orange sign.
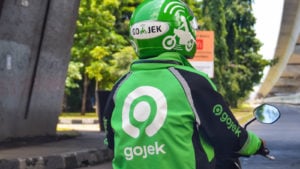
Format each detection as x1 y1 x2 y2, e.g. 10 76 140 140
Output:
189 31 215 78
191 31 214 61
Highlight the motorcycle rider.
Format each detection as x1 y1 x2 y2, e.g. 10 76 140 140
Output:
104 0 268 169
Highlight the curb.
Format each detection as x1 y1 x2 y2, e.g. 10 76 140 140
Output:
0 148 113 169
58 119 99 124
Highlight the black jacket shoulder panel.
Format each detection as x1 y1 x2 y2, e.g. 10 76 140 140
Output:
173 68 248 155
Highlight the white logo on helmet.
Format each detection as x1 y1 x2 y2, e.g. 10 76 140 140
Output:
130 21 169 39
122 86 167 138
161 1 196 51
164 1 186 16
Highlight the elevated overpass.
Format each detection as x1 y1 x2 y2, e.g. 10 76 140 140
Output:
257 0 300 104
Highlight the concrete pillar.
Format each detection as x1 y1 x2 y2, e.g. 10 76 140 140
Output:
0 0 80 141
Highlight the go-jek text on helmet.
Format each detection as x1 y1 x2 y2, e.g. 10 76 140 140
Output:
129 0 198 59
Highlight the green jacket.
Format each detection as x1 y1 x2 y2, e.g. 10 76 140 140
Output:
104 52 262 169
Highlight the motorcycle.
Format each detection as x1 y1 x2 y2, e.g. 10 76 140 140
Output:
218 103 281 169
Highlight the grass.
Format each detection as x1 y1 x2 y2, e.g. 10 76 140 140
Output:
57 112 98 132
232 104 255 125
59 112 98 119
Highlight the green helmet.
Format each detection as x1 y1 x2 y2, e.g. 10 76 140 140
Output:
129 0 198 59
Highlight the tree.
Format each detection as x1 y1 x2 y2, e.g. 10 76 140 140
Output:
68 0 140 114
86 45 136 91
64 61 83 112
201 0 269 107
71 0 128 114
65 61 83 95
224 0 269 106
113 0 143 38
201 0 230 99
183 0 202 19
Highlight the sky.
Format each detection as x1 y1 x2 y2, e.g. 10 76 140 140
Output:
252 0 284 60
250 0 284 100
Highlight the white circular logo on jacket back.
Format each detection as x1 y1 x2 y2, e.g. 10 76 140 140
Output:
122 86 167 138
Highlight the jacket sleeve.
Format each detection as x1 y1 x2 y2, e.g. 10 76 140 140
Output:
178 69 262 157
103 74 130 150
103 88 116 150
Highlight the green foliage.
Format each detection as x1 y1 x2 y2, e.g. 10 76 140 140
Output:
86 46 137 90
65 0 138 112
111 46 138 78
201 0 230 98
70 0 131 91
182 0 202 21
72 0 117 59
201 0 270 107
65 61 83 95
113 0 143 38
60 112 97 118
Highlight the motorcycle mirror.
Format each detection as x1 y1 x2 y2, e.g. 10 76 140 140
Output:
254 104 281 124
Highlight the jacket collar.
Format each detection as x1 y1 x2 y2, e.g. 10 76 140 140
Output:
131 52 193 70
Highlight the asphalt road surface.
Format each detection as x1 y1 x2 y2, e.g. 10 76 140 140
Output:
81 162 112 169
81 104 300 169
241 104 300 169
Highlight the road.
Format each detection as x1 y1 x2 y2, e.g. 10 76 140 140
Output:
241 104 300 169
80 162 112 169
81 104 300 169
